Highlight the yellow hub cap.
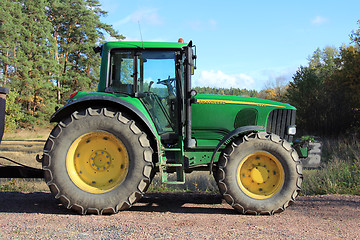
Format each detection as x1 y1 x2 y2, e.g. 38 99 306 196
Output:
66 131 129 193
237 152 284 199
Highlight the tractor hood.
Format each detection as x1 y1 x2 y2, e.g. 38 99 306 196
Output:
191 94 296 148
194 94 296 110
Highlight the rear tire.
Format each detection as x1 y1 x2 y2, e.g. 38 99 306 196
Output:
215 132 302 215
42 107 153 214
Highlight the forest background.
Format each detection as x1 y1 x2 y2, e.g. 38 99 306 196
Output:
0 0 360 138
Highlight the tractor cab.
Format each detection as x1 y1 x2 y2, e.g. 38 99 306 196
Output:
100 40 196 147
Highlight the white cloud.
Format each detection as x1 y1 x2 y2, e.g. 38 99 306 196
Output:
311 16 329 26
115 8 163 26
249 66 297 90
193 70 255 89
188 19 218 31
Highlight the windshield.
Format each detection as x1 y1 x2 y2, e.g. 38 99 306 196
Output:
138 51 176 95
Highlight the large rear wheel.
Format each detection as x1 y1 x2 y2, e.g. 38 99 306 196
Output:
215 132 302 215
43 107 154 214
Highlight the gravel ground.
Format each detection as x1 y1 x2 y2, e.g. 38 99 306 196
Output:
0 192 359 239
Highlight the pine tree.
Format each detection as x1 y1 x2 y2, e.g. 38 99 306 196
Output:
15 0 57 126
1 0 124 129
47 0 124 104
0 0 23 85
1 0 58 127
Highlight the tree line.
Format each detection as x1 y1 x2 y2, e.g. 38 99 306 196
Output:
0 0 123 129
261 21 360 137
193 87 258 97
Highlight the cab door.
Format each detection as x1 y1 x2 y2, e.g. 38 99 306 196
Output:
136 50 180 143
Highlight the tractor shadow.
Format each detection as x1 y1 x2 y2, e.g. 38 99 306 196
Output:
0 191 70 215
0 191 234 215
132 192 236 215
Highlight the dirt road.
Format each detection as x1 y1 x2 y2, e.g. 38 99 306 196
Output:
0 192 359 239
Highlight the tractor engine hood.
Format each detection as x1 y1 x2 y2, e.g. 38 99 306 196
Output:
194 94 296 110
191 93 297 149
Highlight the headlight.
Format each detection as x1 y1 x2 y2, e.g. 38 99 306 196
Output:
287 125 296 135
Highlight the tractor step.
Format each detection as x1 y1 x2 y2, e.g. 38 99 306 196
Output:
159 148 185 184
160 164 185 184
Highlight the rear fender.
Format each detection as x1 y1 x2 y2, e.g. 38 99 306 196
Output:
51 95 158 141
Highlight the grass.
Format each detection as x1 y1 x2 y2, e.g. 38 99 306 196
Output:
3 128 51 141
301 137 360 195
0 178 49 192
0 129 50 193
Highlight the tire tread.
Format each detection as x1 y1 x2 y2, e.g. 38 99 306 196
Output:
216 132 303 215
43 107 154 215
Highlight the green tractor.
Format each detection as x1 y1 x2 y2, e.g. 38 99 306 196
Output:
42 40 304 215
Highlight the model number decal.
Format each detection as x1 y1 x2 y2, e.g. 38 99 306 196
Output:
197 99 286 108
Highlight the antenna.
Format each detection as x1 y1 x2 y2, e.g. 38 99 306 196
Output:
138 21 144 49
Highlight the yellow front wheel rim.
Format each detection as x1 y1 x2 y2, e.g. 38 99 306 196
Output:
66 131 129 194
237 152 284 199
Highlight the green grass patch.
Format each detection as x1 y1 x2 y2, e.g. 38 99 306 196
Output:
302 137 360 195
3 128 50 141
0 178 49 192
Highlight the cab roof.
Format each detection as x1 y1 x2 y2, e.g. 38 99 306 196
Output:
102 41 188 52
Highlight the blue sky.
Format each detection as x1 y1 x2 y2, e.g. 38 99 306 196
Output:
98 0 360 91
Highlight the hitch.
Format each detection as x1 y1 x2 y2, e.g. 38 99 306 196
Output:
0 156 44 178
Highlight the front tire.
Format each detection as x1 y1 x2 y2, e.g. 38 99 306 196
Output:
43 107 154 214
215 132 302 215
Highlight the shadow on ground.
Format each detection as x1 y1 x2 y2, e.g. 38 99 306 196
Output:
0 191 230 215
1 191 358 217
131 192 236 215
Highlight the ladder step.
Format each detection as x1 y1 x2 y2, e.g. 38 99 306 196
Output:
160 164 185 184
162 148 181 151
160 163 182 167
162 180 185 184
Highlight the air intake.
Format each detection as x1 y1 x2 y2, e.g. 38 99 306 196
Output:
266 109 296 142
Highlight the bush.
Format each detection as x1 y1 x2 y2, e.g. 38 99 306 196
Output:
302 137 360 195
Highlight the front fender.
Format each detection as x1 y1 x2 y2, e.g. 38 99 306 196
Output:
209 125 265 173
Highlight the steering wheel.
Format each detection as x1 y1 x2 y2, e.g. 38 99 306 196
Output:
157 76 176 96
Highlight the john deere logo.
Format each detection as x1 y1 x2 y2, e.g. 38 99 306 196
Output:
197 99 225 105
197 99 286 108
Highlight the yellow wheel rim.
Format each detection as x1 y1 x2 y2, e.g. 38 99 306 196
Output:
237 152 284 199
66 131 129 194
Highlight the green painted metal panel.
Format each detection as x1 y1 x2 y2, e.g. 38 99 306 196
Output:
192 94 296 149
103 41 187 50
70 91 160 140
185 151 221 167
